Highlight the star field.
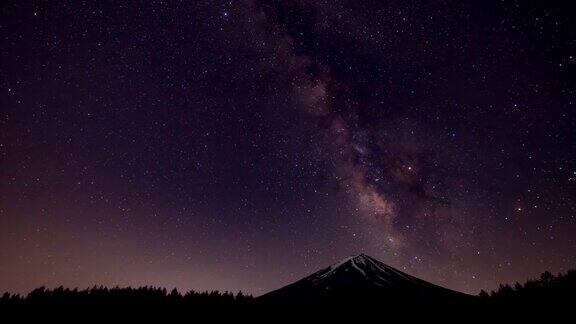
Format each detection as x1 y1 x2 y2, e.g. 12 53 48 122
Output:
1 0 575 295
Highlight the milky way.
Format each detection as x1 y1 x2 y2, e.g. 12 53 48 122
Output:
1 0 575 295
249 0 462 252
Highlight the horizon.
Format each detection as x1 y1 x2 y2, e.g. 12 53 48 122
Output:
1 1 575 297
0 253 569 297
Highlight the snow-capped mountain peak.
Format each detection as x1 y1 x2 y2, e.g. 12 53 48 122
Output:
260 254 469 304
306 253 423 287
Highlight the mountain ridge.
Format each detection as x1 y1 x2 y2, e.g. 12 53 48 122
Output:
259 254 472 305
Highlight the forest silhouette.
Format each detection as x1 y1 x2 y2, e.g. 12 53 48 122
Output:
2 268 575 313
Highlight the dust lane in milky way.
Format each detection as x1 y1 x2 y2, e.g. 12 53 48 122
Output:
1 0 575 295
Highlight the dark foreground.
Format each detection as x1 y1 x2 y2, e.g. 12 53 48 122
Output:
1 268 575 319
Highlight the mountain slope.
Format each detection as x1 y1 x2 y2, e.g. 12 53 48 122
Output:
259 254 472 305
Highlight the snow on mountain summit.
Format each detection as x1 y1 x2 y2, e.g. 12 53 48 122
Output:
259 254 470 304
305 253 427 288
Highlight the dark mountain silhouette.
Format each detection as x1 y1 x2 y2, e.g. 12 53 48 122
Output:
1 254 575 318
259 254 472 306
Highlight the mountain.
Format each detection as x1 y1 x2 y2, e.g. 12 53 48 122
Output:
259 254 472 305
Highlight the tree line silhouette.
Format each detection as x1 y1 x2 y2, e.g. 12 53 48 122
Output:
478 268 576 307
1 268 575 309
0 286 253 309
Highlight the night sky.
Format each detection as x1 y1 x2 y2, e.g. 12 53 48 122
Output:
1 0 576 296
